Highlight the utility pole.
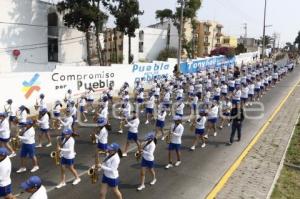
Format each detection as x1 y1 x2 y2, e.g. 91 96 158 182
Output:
243 23 247 46
262 0 267 59
243 23 247 38
177 0 185 74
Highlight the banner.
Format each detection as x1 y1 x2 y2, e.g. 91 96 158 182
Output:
180 55 236 74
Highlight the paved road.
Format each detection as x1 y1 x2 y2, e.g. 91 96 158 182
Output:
10 61 300 199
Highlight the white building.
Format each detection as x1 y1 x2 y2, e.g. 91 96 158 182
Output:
123 27 179 64
0 0 87 73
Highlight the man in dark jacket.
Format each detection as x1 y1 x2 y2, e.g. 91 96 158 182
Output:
228 102 244 145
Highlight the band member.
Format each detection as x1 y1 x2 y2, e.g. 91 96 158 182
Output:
175 99 185 118
78 95 88 122
123 111 140 157
56 129 81 188
86 87 95 113
16 119 39 173
145 92 155 125
99 143 123 199
136 88 144 113
0 148 14 199
190 110 207 150
213 84 221 103
17 105 30 130
21 176 48 199
248 81 255 106
95 118 109 153
36 94 47 115
240 83 249 106
4 99 17 127
52 100 62 130
188 93 198 122
220 81 228 99
255 78 262 101
206 101 219 138
64 89 73 105
107 86 114 103
36 108 51 148
219 97 232 129
117 99 131 134
0 113 16 157
165 116 184 169
232 85 241 105
137 133 157 191
59 109 73 131
155 108 167 140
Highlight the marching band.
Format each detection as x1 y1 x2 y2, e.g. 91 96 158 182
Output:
0 59 296 198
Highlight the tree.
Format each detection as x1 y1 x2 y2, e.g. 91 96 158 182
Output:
91 0 108 65
259 35 272 47
235 43 247 55
107 0 143 64
155 9 173 51
57 0 97 65
157 48 178 61
294 31 300 50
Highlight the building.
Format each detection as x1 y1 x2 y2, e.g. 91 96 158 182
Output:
238 37 260 52
103 25 179 64
0 0 88 73
102 28 124 65
195 20 224 57
221 36 238 48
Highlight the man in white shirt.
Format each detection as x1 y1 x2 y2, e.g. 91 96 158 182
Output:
21 176 47 199
123 111 140 157
165 116 184 169
0 148 14 199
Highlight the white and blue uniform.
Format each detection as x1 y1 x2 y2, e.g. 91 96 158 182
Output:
141 140 156 168
156 111 166 128
195 116 206 135
96 127 108 150
0 156 12 197
60 137 76 165
125 118 140 141
0 118 10 142
169 123 184 151
19 127 36 158
37 113 50 132
101 153 120 187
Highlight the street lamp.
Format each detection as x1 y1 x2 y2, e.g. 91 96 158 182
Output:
177 0 185 74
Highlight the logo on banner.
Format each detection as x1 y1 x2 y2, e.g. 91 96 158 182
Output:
22 73 41 99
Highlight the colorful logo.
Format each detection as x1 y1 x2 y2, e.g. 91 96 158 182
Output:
22 73 41 99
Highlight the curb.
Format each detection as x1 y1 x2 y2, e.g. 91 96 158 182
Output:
266 114 300 199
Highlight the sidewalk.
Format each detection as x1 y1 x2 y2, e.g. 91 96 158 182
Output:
217 81 300 199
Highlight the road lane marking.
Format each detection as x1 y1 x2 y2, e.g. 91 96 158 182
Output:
206 80 300 199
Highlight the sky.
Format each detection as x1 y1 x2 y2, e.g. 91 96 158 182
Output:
47 0 300 45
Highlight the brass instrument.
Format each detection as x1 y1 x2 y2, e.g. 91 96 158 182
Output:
134 150 142 161
50 150 60 166
88 151 106 184
88 166 100 184
50 137 61 166
165 134 171 144
90 132 96 144
11 136 20 151
34 99 39 111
